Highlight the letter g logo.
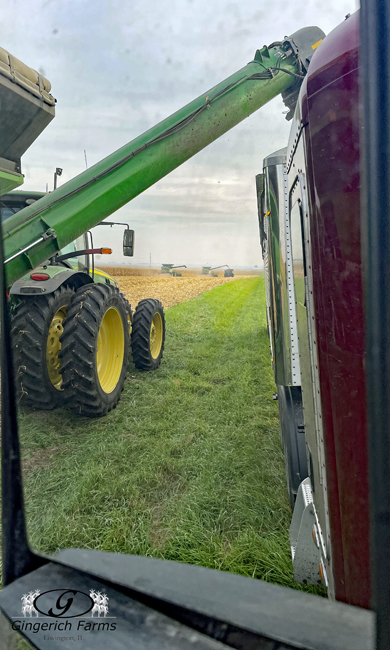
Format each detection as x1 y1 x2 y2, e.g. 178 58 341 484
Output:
34 590 94 618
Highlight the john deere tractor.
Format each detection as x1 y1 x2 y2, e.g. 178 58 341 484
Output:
1 23 322 416
1 191 165 417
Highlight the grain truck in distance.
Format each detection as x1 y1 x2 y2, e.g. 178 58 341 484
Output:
257 12 374 610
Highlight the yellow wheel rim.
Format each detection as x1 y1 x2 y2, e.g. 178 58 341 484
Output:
46 304 67 391
150 312 163 359
97 307 124 394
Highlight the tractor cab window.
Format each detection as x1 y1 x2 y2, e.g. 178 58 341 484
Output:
76 233 89 273
60 241 77 258
0 194 41 223
0 200 28 222
0 206 20 222
75 234 89 273
60 235 89 273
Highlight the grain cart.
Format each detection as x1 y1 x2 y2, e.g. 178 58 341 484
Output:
202 265 234 277
211 265 234 277
0 7 387 649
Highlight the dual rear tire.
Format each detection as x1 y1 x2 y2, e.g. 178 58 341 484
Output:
12 285 165 417
11 286 75 410
131 299 165 371
59 284 130 417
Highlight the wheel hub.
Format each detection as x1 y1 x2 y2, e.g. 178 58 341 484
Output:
150 312 163 359
97 307 125 394
46 305 67 390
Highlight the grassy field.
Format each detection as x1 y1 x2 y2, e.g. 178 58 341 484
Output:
15 277 318 593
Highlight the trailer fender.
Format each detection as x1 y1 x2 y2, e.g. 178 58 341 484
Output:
9 270 93 296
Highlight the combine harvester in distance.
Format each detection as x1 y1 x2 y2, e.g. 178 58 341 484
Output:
161 263 187 276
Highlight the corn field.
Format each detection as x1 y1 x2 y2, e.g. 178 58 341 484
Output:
101 266 256 308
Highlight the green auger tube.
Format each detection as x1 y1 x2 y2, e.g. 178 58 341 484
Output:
3 29 322 287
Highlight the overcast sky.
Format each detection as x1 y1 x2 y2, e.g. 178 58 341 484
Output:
1 0 357 267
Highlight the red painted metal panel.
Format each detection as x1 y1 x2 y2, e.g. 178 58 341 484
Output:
302 12 371 607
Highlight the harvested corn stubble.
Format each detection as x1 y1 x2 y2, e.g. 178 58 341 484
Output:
99 267 237 308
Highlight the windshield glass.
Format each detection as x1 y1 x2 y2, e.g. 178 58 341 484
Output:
60 241 77 256
0 206 20 222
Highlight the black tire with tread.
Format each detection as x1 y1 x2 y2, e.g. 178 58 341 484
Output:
131 298 165 370
11 286 74 410
59 283 130 417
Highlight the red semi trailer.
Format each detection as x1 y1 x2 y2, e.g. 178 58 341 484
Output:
258 11 370 608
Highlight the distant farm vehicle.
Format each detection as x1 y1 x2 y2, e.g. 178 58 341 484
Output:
161 264 187 276
202 265 234 277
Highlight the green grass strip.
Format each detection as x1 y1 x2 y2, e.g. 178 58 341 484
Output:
17 277 323 594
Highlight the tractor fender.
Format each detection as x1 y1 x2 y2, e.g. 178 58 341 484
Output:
10 270 94 296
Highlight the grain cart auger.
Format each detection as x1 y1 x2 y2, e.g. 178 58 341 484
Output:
209 265 234 277
0 26 323 417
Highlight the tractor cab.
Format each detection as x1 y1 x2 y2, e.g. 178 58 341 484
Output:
1 191 134 294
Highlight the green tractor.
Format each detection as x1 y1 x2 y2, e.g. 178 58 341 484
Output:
1 191 165 417
1 21 316 418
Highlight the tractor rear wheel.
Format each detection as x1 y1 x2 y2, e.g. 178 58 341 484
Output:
131 299 165 370
11 286 75 409
59 284 130 417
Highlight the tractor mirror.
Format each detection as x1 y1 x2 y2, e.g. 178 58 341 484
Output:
123 229 134 256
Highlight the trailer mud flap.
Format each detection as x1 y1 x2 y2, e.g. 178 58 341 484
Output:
289 478 323 585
